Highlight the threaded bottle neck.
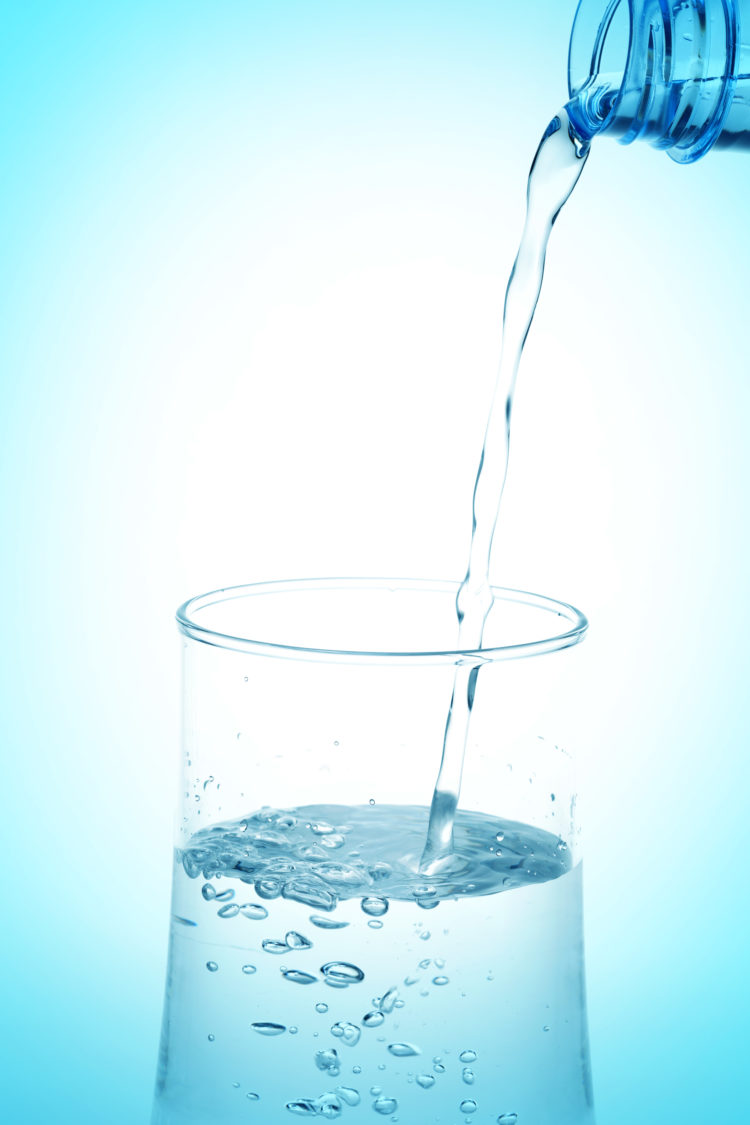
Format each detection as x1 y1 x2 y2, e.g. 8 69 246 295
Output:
568 0 743 163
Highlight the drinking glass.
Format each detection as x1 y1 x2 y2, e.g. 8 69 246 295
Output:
152 577 594 1125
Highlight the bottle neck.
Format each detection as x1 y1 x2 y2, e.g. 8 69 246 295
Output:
568 0 743 163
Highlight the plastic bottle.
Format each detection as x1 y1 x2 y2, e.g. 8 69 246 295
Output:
567 0 750 162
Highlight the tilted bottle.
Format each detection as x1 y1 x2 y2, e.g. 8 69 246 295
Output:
568 0 750 161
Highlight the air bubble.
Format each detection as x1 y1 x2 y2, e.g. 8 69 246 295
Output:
310 915 349 930
283 970 318 986
262 940 289 955
215 889 235 902
433 1063 446 1074
246 1092 259 1100
432 976 449 986
311 821 335 835
242 964 257 975
207 1034 215 1042
312 1093 342 1119
372 1096 397 1115
362 1011 384 1028
290 1027 298 1034
315 1049 340 1074
459 1050 477 1063
218 904 240 919
330 1021 361 1047
378 988 398 1013
416 1074 435 1089
368 919 383 930
201 883 217 901
255 877 283 900
387 1043 419 1057
462 1068 475 1085
368 862 392 882
286 1100 316 1116
286 931 313 950
315 1003 329 1014
321 961 365 984
418 959 431 970
240 904 268 921
251 1022 286 1036
497 1116 518 1124
206 961 219 972
361 896 389 917
335 1086 361 1106
419 931 431 941
283 877 338 912
460 1100 477 1114
320 834 346 849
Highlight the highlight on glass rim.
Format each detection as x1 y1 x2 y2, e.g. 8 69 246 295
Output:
146 3 747 1123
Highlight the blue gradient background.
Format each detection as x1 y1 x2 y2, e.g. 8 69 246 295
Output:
1 2 748 1122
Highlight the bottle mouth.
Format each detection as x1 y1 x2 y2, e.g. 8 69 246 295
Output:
568 0 741 162
568 0 632 140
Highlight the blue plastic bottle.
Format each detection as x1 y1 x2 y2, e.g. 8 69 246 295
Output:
568 0 750 162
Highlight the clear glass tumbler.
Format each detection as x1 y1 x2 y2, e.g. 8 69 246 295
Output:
152 578 594 1125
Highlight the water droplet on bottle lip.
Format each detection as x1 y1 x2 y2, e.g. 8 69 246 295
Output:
250 1022 286 1036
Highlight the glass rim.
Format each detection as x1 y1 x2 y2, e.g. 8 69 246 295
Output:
176 577 588 665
